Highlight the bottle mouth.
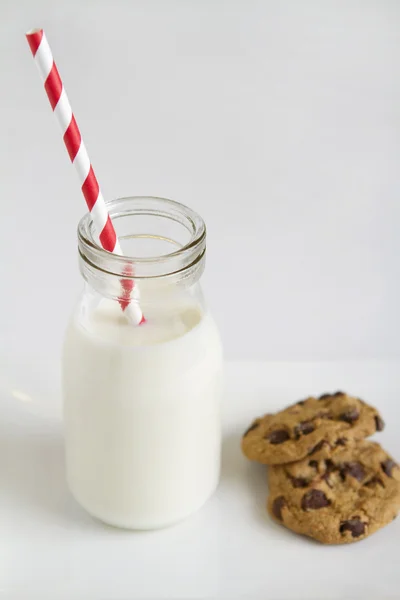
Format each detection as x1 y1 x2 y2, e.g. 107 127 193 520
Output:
78 196 206 279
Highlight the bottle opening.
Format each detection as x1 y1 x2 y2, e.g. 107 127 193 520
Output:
78 196 206 280
112 203 197 259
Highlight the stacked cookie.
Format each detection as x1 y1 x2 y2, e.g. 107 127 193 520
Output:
241 392 400 544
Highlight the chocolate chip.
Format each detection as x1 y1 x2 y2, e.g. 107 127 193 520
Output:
325 459 335 471
294 421 315 439
301 489 330 510
375 415 385 432
339 408 359 424
243 422 259 437
381 459 397 478
267 429 290 444
297 399 306 406
291 477 309 488
340 518 365 538
272 496 286 521
364 476 385 489
341 461 366 482
335 438 347 446
308 440 329 455
320 391 344 400
309 460 318 469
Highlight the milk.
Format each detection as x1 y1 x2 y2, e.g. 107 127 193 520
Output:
62 296 223 529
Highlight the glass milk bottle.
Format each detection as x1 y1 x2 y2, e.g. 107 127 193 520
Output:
62 197 223 529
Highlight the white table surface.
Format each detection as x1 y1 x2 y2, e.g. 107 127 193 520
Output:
1 356 399 600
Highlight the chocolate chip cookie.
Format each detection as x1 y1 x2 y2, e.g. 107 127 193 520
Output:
267 440 400 544
242 392 383 465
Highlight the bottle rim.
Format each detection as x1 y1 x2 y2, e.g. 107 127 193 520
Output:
77 196 206 280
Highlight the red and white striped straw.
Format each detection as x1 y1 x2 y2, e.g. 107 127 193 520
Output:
26 28 144 325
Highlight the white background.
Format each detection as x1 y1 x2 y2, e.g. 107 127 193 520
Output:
1 0 399 361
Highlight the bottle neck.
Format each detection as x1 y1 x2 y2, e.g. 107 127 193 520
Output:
77 196 206 302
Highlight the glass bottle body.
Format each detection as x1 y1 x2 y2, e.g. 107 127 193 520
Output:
62 197 223 529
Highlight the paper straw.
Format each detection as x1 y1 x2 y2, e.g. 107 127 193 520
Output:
26 28 144 325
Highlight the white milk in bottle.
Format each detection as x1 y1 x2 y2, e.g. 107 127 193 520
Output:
62 197 223 529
